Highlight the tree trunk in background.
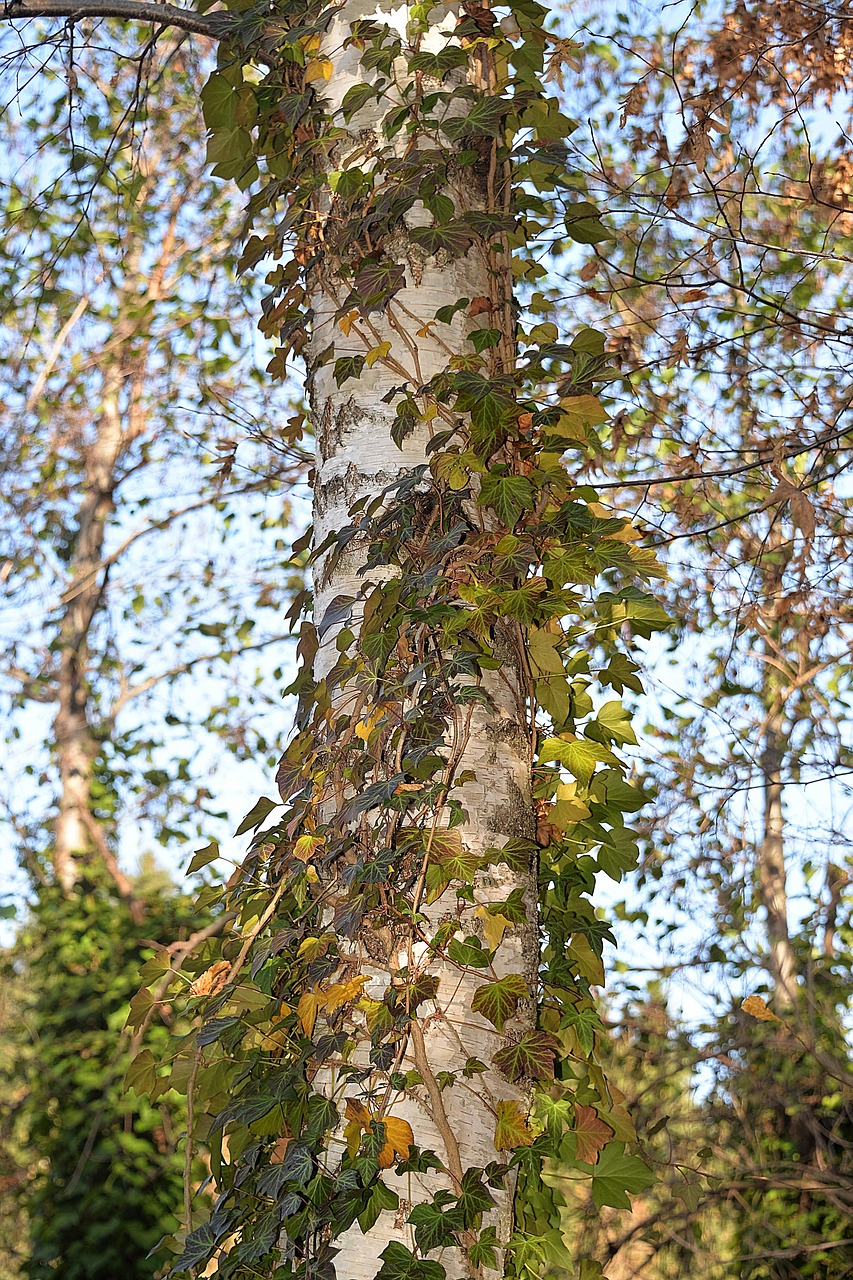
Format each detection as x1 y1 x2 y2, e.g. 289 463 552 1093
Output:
52 375 124 890
758 694 797 1009
757 549 797 1010
308 5 536 1273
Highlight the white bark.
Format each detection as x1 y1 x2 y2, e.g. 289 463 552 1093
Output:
308 7 536 1275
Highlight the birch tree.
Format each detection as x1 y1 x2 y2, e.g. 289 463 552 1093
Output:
0 3 661 1277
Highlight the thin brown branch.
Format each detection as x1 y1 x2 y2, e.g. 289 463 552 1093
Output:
2 0 233 39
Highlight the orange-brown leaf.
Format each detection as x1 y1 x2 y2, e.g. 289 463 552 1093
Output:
188 960 229 998
742 994 781 1023
573 1104 614 1164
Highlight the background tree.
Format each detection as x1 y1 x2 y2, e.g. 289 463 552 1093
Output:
527 0 853 1274
0 25 309 1279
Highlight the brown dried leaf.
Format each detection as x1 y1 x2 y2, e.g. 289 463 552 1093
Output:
742 994 781 1023
189 960 230 998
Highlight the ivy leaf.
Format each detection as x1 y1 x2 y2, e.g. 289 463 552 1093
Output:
589 1142 654 1210
469 327 501 353
211 1093 278 1133
358 1179 399 1233
534 1092 573 1143
408 47 468 76
435 297 469 324
201 73 236 130
171 1220 218 1270
125 1049 157 1096
479 472 535 527
564 201 613 244
378 1114 414 1168
472 974 528 1032
572 1104 614 1164
187 840 220 873
354 258 406 311
448 936 491 968
457 1168 497 1226
487 887 527 925
408 1196 461 1251
409 224 472 255
276 1141 316 1188
197 1015 239 1047
469 1226 500 1270
528 628 564 676
297 990 319 1038
493 1030 558 1082
443 96 508 139
547 394 608 438
473 905 511 950
432 845 481 884
592 699 638 746
340 82 376 121
493 1099 535 1151
538 737 615 786
234 796 278 836
334 355 366 387
376 1241 446 1280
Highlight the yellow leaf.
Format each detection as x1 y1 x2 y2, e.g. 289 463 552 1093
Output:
324 975 368 1013
365 341 391 368
293 834 323 862
475 905 511 950
494 1099 535 1150
345 1097 372 1126
742 994 781 1023
355 704 388 742
339 310 358 336
297 990 320 1037
551 394 608 439
304 57 333 83
297 935 331 960
378 1114 414 1168
344 1097 372 1158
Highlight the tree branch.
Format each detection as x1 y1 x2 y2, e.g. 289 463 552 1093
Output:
1 0 235 40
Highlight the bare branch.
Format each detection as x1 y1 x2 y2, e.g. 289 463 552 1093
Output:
1 0 234 39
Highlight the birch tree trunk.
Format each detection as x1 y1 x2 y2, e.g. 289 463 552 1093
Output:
306 5 537 1273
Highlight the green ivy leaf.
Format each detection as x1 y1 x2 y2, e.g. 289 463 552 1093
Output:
376 1241 446 1280
469 1226 500 1270
234 796 278 836
408 47 468 76
589 1142 654 1210
564 201 613 244
443 96 508 139
409 224 472 255
341 82 376 121
457 1168 497 1226
187 841 219 873
448 936 491 968
334 355 366 387
407 1193 461 1251
469 327 502 353
354 258 406 311
592 699 638 746
358 1179 399 1233
493 1030 558 1082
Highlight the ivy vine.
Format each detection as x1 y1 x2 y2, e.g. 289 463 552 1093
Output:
129 1 667 1275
